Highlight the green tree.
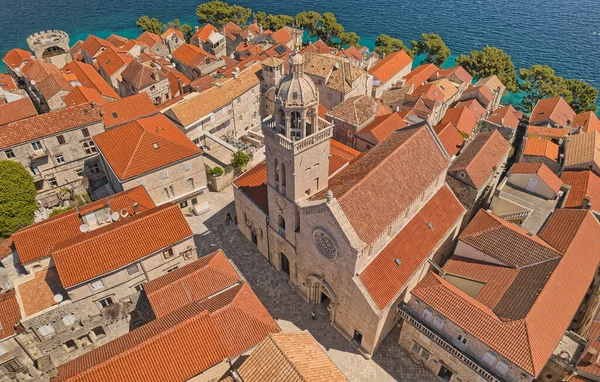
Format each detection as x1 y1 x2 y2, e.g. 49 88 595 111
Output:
316 12 344 46
455 46 519 93
339 32 360 48
518 65 571 111
255 11 267 27
296 11 322 41
0 161 37 237
196 0 252 27
566 79 598 113
136 15 163 35
231 151 250 170
259 14 294 31
410 33 450 67
164 19 194 41
374 34 412 57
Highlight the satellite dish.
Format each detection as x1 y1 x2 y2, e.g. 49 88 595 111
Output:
120 208 129 218
53 294 63 303
79 224 89 233
111 212 120 221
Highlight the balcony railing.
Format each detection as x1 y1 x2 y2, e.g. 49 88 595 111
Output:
262 118 333 154
397 303 502 382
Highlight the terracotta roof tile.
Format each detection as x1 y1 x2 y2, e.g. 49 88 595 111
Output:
146 250 242 318
411 83 445 103
475 75 505 94
573 111 600 133
37 73 72 100
100 93 157 128
80 35 114 58
576 321 600 377
433 122 464 157
355 112 407 145
508 162 563 193
326 94 377 126
526 125 569 138
440 106 478 135
237 331 349 382
523 139 560 162
65 86 106 107
461 84 494 106
137 32 164 49
105 34 128 49
223 21 243 41
0 97 38 126
459 210 561 267
2 48 32 69
12 186 155 265
314 124 448 244
52 203 192 288
300 39 333 55
192 24 218 42
430 66 473 85
565 131 600 168
449 130 510 189
270 28 293 45
328 139 361 176
120 61 167 90
403 63 439 87
359 184 464 309
456 99 486 120
21 59 62 83
561 170 600 209
94 114 200 180
62 60 119 99
303 53 366 93
486 105 522 129
0 103 101 149
96 46 133 77
530 97 575 127
161 28 183 40
430 78 459 102
16 267 66 317
0 73 16 91
172 43 217 69
0 291 21 340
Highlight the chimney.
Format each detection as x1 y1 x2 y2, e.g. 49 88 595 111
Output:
151 70 159 81
500 117 504 125
582 348 598 364
90 100 96 109
177 78 184 96
582 195 592 210
232 67 240 79
195 26 199 32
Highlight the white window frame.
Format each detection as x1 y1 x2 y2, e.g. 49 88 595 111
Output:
62 314 76 326
38 324 55 337
90 280 104 291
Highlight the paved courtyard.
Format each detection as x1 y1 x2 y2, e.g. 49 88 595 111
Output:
187 187 437 382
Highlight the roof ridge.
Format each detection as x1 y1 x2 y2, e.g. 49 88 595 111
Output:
522 315 538 375
122 122 146 178
269 334 305 381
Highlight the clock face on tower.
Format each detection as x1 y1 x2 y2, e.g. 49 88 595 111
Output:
276 196 286 210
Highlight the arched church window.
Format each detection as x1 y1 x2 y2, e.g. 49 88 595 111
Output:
422 307 433 322
278 215 286 230
306 109 314 136
274 159 279 184
291 111 301 130
281 164 286 188
279 108 286 125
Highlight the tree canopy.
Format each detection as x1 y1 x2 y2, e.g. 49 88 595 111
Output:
410 33 450 67
136 15 163 35
231 150 250 169
196 0 252 27
315 12 345 46
455 46 519 93
339 32 360 48
0 161 37 237
374 34 413 57
295 11 322 40
255 12 294 31
566 79 598 113
518 65 571 111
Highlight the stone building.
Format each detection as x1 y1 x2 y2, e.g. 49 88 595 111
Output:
0 103 106 204
446 130 511 226
481 104 523 141
474 75 506 112
10 187 198 368
2 48 33 80
27 30 72 69
190 24 227 57
20 59 72 112
403 63 439 88
460 84 495 114
162 62 262 148
429 66 473 94
61 60 120 103
160 28 184 53
171 44 225 80
521 138 561 173
96 47 133 92
398 209 600 382
368 50 413 98
234 52 466 356
136 32 169 58
564 131 600 175
79 35 114 66
99 93 158 129
325 94 380 148
439 106 478 137
561 170 600 214
118 61 170 104
303 53 373 110
52 249 280 382
355 112 408 151
94 114 207 210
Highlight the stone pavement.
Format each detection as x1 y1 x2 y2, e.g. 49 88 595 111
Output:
187 187 438 382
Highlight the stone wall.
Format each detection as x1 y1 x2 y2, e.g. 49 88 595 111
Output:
233 186 269 259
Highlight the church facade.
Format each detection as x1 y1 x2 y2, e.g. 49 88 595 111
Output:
234 52 466 356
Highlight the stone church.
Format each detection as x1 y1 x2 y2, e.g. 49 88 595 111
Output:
234 52 466 356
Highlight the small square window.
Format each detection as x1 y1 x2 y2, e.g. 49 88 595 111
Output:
133 283 145 292
38 324 55 337
163 248 174 260
64 339 77 352
166 266 179 273
75 169 84 178
31 141 42 151
160 171 169 179
62 314 76 326
81 128 90 138
97 297 113 308
88 163 101 174
49 178 58 188
55 155 65 164
2 359 21 373
180 200 188 208
126 264 139 276
92 326 106 338
5 149 15 159
191 197 198 205
57 135 66 145
90 280 104 291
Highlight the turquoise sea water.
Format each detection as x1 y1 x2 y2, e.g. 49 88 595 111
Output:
0 0 598 111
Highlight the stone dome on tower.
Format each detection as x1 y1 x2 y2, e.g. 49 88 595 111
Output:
276 52 318 108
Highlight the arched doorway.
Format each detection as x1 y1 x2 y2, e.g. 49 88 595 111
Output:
280 252 290 277
305 275 337 323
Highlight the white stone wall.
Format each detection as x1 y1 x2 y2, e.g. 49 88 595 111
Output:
233 186 269 258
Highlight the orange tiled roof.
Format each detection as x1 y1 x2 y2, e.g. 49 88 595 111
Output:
94 114 200 180
508 162 563 193
326 94 377 126
235 42 263 55
430 66 473 85
449 130 510 189
62 60 120 99
433 122 464 157
106 34 128 49
161 28 184 40
38 73 72 100
0 291 21 340
411 83 445 103
237 331 349 382
456 99 486 120
223 21 243 41
300 39 333 55
561 170 600 209
573 111 600 133
340 46 363 61
192 24 218 42
359 184 464 310
233 162 269 213
523 139 560 162
487 105 522 129
530 97 575 127
577 321 600 378
100 93 157 128
0 97 37 126
17 267 66 317
270 28 292 45
0 103 102 149
21 59 62 83
172 43 217 69
0 73 16 91
96 46 133 77
355 112 408 145
462 84 494 106
12 186 155 265
80 35 114 58
403 63 439 87
314 124 449 244
120 60 167 90
146 250 241 317
329 139 361 176
64 86 106 107
440 106 478 135
137 31 164 48
565 131 600 169
52 203 192 288
2 48 32 69
526 125 569 138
